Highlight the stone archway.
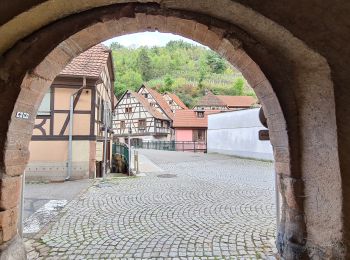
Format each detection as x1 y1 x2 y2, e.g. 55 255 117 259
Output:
0 2 343 259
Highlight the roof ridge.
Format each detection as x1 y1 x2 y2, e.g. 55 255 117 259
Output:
130 91 168 120
140 85 174 119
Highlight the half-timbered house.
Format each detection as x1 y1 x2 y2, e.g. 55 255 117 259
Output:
163 92 188 112
113 90 172 145
137 85 174 120
26 44 115 181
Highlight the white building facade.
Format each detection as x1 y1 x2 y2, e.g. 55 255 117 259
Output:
207 108 273 160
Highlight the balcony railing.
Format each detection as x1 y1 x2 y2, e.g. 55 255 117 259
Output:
135 141 207 153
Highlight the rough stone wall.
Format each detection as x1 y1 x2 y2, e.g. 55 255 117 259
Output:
0 1 346 259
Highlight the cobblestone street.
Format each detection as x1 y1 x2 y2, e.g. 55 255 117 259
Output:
25 150 277 259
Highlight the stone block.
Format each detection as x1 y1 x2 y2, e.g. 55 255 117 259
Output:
16 87 42 109
68 30 99 53
5 131 31 151
192 23 209 43
176 19 197 39
33 53 63 81
275 162 291 176
4 165 26 177
0 234 26 259
217 38 236 57
203 30 221 50
0 207 18 243
4 149 30 168
146 15 167 32
273 147 290 163
0 177 21 210
166 16 182 34
252 80 274 100
280 176 304 212
120 17 140 35
225 48 245 67
266 112 287 132
269 129 289 148
241 60 267 87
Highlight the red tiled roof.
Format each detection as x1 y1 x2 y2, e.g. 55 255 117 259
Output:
217 95 257 108
130 91 169 120
196 90 227 107
60 44 110 78
167 93 188 109
173 110 221 128
142 86 174 120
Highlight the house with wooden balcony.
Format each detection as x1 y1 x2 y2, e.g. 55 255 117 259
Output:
26 44 115 181
113 89 172 146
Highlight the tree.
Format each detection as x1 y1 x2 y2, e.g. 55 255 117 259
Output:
115 70 143 98
206 51 227 74
110 39 253 106
110 42 124 50
198 57 208 89
159 75 174 93
233 78 244 95
166 40 194 50
137 48 152 81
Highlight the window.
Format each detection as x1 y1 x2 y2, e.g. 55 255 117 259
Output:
144 93 148 98
138 119 146 129
162 121 168 128
196 111 205 118
193 130 206 141
125 107 132 113
37 89 51 115
150 102 156 107
169 100 173 105
120 121 126 129
126 93 131 98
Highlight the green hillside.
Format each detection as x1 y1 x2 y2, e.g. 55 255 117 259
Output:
109 40 255 108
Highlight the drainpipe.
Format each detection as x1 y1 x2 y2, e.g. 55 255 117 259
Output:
66 76 86 181
102 101 108 181
18 170 25 237
128 126 132 176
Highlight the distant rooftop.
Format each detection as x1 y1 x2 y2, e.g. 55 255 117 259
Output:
173 110 221 128
195 90 257 108
217 95 257 108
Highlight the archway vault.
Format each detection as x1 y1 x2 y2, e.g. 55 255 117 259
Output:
0 2 343 259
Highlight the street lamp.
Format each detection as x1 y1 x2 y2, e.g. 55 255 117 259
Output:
128 126 132 176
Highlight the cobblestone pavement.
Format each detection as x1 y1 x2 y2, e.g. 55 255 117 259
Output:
25 150 277 259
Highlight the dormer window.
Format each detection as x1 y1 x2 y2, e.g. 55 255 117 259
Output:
197 111 204 118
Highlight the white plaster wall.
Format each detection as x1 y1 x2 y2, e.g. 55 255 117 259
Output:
207 108 273 160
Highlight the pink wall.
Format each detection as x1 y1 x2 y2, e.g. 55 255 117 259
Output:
175 129 193 141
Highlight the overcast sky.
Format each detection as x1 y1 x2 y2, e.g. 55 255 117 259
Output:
103 32 203 48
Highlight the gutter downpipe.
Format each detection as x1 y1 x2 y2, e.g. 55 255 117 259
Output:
102 101 108 181
18 170 25 237
66 76 86 181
